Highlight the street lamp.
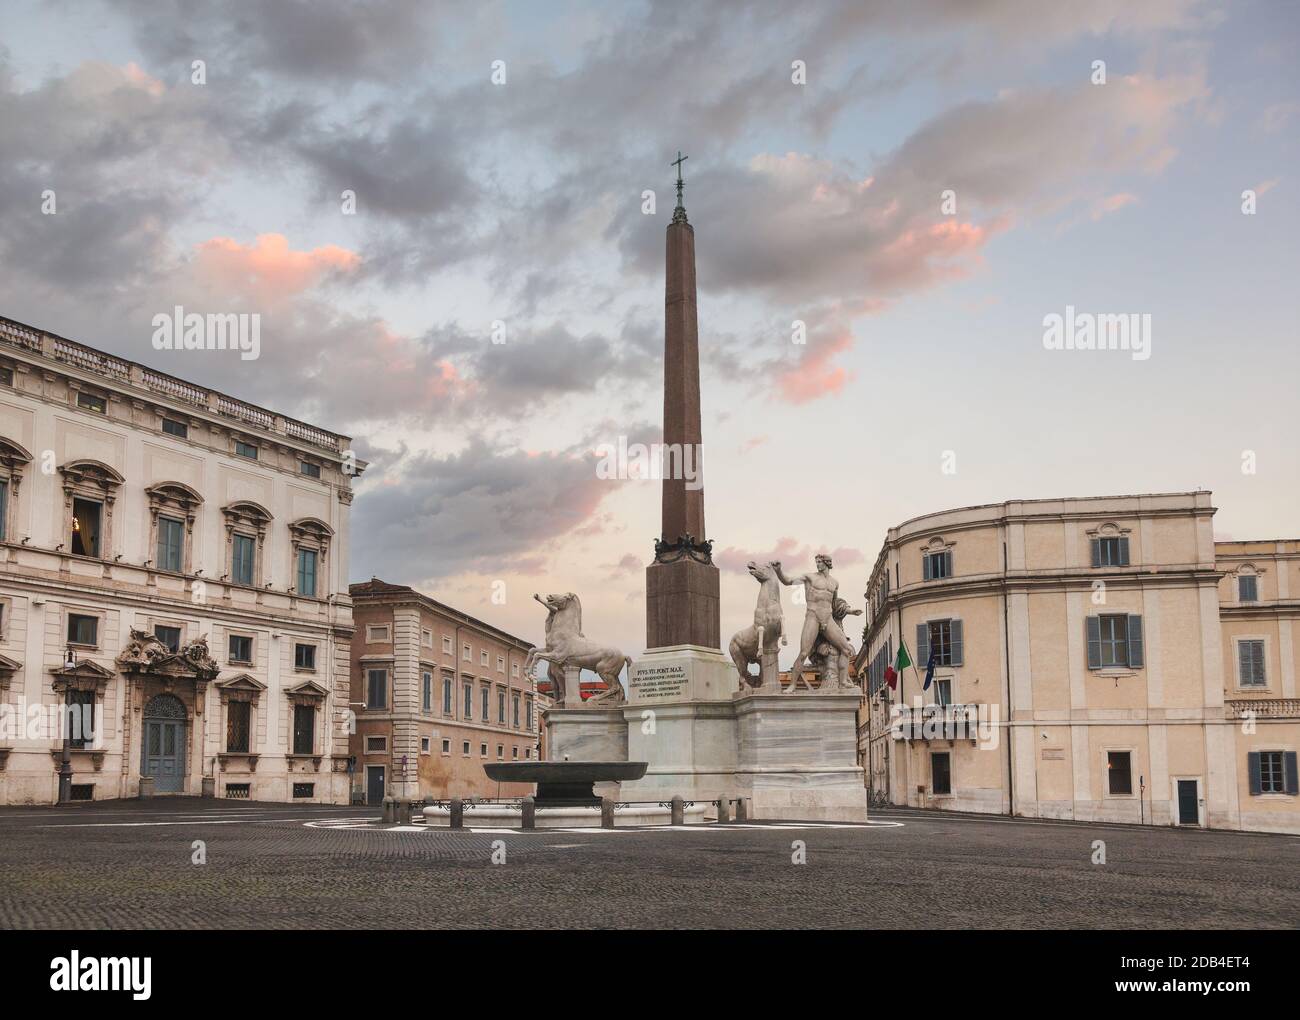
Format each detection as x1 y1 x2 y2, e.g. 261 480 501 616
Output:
57 644 76 804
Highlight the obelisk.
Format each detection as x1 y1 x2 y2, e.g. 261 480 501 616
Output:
645 153 721 651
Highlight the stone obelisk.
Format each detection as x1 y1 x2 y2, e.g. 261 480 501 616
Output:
645 152 721 651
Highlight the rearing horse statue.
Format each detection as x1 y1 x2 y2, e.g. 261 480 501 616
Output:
524 592 630 706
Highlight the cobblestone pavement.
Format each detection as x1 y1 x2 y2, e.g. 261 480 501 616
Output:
0 799 1296 929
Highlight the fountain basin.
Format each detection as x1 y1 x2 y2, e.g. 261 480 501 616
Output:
483 760 647 806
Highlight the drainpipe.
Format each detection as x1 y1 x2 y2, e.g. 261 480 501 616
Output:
1001 539 1014 817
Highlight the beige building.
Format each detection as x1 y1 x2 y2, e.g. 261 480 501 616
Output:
860 492 1299 834
348 580 540 804
0 314 363 804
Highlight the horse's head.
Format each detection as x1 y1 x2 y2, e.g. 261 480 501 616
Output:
747 561 774 582
540 592 582 632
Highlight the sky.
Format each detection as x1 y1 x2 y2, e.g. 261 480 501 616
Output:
0 0 1296 666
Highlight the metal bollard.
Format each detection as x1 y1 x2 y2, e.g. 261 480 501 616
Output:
449 797 464 830
717 797 731 823
670 794 684 826
521 796 536 830
600 796 615 829
381 795 395 823
735 797 748 822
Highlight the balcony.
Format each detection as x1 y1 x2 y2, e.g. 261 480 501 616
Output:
892 703 986 742
1225 699 1300 719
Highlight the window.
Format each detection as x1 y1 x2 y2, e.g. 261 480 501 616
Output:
480 685 489 721
292 704 315 755
496 744 504 759
1238 575 1258 602
71 498 101 556
480 742 488 757
441 738 450 754
511 662 519 678
497 655 505 673
0 477 7 541
420 736 431 754
367 669 387 709
1250 751 1298 796
67 613 98 646
512 746 519 760
231 533 255 586
525 748 532 760
498 689 506 724
154 625 181 653
422 671 432 712
442 635 453 654
1238 640 1266 686
1107 751 1133 795
162 418 188 439
526 696 534 730
294 643 316 671
421 628 433 647
226 701 251 752
299 461 321 478
296 548 318 597
65 689 96 748
462 643 471 661
234 440 258 460
512 692 521 728
480 649 489 666
76 391 106 414
366 625 390 643
228 634 253 664
156 515 184 572
922 549 951 581
1091 536 1130 567
931 752 951 795
442 676 452 714
293 783 314 799
933 678 952 706
916 619 963 668
1086 614 1144 669
0 365 11 386
462 741 470 756
365 735 387 753
462 682 472 717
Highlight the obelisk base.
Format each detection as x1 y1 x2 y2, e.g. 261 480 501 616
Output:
645 558 720 649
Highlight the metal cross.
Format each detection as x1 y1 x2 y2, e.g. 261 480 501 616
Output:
672 151 688 205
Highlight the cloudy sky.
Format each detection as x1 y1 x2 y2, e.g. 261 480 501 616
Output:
1 1 1296 663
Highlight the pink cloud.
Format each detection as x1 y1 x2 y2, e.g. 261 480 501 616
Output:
194 233 360 300
776 329 854 405
716 537 864 574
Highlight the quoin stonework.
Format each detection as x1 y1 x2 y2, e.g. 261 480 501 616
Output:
0 314 365 804
859 492 1300 835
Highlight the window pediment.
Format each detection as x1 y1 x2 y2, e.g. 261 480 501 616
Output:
0 437 33 472
146 481 203 511
215 673 267 705
285 679 330 703
58 459 124 492
221 500 273 528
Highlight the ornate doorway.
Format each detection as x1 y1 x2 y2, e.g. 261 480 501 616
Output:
141 693 187 793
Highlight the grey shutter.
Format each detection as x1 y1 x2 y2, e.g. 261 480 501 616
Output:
949 619 963 666
1090 539 1101 567
916 623 929 666
923 554 932 581
1126 615 1144 668
1286 752 1299 796
1119 537 1130 566
943 550 953 577
1238 641 1251 684
1247 752 1262 796
1086 616 1102 669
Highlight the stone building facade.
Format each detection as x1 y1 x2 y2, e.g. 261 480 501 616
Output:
0 315 363 804
859 492 1299 834
348 580 539 804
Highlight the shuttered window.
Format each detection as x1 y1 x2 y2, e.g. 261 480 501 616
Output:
1249 751 1299 796
231 533 255 586
292 704 314 755
156 515 184 572
922 549 952 581
1107 751 1133 795
1237 640 1266 686
916 619 963 667
931 752 952 795
1237 575 1258 602
1091 536 1130 567
1086 614 1144 668
367 668 387 709
297 548 318 598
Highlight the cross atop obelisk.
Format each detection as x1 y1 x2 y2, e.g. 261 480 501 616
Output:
671 151 688 224
646 153 720 651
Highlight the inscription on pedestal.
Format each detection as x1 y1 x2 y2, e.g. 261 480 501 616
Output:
629 662 689 701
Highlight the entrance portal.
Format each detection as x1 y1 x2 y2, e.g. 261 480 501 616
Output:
142 693 187 793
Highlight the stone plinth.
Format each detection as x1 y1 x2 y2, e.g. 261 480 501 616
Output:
628 644 734 704
545 707 627 763
616 685 868 822
646 558 720 650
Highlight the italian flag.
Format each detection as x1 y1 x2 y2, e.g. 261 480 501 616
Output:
883 638 912 690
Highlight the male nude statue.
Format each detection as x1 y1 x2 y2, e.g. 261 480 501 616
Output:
774 554 855 694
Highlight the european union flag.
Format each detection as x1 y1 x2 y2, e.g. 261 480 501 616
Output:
923 649 937 691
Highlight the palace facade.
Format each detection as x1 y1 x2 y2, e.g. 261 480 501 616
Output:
0 315 364 804
349 579 541 804
859 492 1299 834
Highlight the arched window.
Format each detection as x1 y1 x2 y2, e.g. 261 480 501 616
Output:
288 517 333 599
0 437 33 543
145 482 203 574
221 501 273 587
58 460 124 558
